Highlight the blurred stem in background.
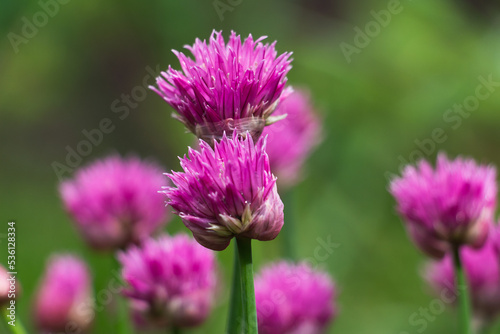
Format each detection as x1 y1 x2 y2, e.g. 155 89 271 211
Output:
227 243 243 334
235 237 257 334
112 256 133 334
84 248 114 333
2 308 27 334
282 190 296 260
452 245 471 334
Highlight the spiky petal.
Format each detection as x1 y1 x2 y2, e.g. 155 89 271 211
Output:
163 132 284 251
151 30 293 141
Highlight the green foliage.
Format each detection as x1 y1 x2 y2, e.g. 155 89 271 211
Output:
1 0 500 332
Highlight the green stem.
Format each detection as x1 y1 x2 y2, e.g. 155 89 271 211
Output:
452 245 471 334
171 326 181 334
236 237 257 334
282 190 296 260
226 243 243 334
1 308 27 334
113 255 134 334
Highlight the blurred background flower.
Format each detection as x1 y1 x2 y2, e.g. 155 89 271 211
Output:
3 0 500 332
389 153 497 258
263 89 323 190
118 234 217 330
424 224 500 329
60 155 170 251
255 261 336 334
33 255 94 333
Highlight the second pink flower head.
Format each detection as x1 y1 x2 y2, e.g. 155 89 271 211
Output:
390 153 497 258
60 155 169 251
163 132 284 251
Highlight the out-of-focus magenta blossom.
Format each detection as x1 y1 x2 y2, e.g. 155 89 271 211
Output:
255 262 337 334
118 234 217 329
389 153 496 258
60 155 169 251
150 30 293 141
34 255 94 333
425 226 500 323
163 132 284 251
262 89 322 189
0 264 18 306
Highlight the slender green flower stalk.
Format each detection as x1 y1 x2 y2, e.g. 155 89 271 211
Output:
227 244 243 334
236 238 258 334
282 190 296 260
425 227 500 331
452 245 472 334
112 257 133 334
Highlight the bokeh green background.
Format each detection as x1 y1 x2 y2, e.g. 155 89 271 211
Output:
2 0 500 333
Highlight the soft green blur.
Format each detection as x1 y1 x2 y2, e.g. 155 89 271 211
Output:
2 0 500 333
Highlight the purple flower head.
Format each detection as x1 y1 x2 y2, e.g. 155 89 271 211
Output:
34 255 94 333
118 234 217 329
262 89 322 189
255 262 337 334
424 224 500 324
60 155 169 251
389 153 496 258
163 132 284 251
150 30 293 142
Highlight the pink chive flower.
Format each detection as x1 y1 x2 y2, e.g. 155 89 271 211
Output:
163 132 284 251
262 89 322 189
118 234 217 329
34 255 94 333
60 155 169 251
150 30 293 142
424 225 500 324
389 153 496 258
255 262 337 334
